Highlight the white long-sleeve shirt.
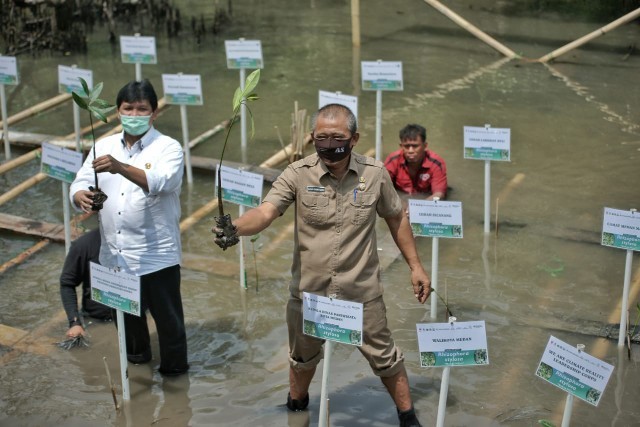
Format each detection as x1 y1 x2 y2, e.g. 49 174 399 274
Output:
70 127 184 276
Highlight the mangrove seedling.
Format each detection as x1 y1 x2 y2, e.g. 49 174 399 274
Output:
71 78 116 211
431 288 455 319
214 69 261 250
250 234 261 292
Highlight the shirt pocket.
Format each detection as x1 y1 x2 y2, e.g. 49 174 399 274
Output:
301 194 329 226
350 192 376 225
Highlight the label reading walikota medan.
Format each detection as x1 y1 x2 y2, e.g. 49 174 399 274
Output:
416 320 488 367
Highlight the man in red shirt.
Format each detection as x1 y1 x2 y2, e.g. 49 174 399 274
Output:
384 124 447 200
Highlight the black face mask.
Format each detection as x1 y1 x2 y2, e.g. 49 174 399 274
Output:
314 137 352 163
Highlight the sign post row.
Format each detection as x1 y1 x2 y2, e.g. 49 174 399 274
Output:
41 142 83 254
162 73 203 185
224 39 264 289
302 292 364 427
601 207 640 346
0 55 18 161
90 262 142 402
215 164 264 289
120 34 157 82
463 125 511 233
409 199 463 319
361 60 403 161
416 320 489 427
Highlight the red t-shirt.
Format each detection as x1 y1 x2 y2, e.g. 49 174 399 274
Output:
384 149 447 196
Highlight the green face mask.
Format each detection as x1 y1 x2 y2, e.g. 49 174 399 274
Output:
120 114 152 136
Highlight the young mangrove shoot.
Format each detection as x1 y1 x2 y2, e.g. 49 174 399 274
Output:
214 69 261 250
71 78 116 211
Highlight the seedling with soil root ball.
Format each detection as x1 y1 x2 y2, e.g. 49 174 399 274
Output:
214 69 260 250
71 78 116 211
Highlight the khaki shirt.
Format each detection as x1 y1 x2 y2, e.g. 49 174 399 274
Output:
264 152 402 303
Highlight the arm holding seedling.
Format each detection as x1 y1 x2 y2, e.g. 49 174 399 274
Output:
212 202 280 249
385 209 432 304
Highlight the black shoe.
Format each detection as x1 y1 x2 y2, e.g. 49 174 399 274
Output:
398 406 422 427
286 392 309 412
159 364 189 377
127 348 152 364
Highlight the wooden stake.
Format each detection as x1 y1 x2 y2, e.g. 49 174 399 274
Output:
102 356 120 411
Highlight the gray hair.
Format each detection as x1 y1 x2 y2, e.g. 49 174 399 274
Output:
310 103 357 135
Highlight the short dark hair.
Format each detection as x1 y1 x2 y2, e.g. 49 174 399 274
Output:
399 124 426 143
311 103 357 135
116 79 158 111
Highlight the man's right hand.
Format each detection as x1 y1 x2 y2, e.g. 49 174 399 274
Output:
66 325 85 338
73 189 96 213
212 214 239 250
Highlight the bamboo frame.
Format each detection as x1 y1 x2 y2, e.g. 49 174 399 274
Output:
422 0 519 59
0 172 48 207
0 93 71 129
538 8 640 63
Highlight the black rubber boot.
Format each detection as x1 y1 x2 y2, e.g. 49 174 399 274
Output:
286 392 309 412
398 406 422 427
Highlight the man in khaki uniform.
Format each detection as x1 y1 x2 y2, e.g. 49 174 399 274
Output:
213 104 431 427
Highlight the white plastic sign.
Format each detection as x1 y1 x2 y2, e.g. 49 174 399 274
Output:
215 165 264 208
463 126 511 161
601 207 640 251
416 320 489 367
224 40 264 69
120 35 157 64
318 90 358 120
361 61 403 91
535 336 613 406
302 292 363 346
41 142 83 183
409 200 463 238
0 56 19 85
58 65 92 94
90 262 141 316
162 74 203 106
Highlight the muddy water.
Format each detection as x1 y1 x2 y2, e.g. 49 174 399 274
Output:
1 0 639 426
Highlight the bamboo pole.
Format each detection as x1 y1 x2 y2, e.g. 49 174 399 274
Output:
0 239 51 275
351 0 361 48
0 93 71 129
0 172 48 207
188 121 228 150
0 148 41 176
422 0 519 59
538 8 640 63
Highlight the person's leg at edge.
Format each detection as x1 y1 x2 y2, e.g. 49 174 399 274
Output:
286 295 323 410
145 264 189 375
381 365 413 411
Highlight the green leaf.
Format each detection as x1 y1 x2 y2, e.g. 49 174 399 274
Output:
538 420 555 427
250 234 261 243
79 77 90 98
90 82 103 103
232 87 243 112
246 94 259 101
92 109 108 123
72 92 89 110
92 99 115 110
242 69 260 98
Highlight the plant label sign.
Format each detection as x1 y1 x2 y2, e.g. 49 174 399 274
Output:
416 320 489 367
120 35 157 64
162 74 203 106
215 165 264 208
41 142 83 183
319 90 358 121
463 126 511 161
0 56 19 85
225 40 264 69
58 65 92 95
535 336 613 406
302 292 363 346
409 200 463 238
601 207 640 251
90 262 141 316
361 61 403 91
